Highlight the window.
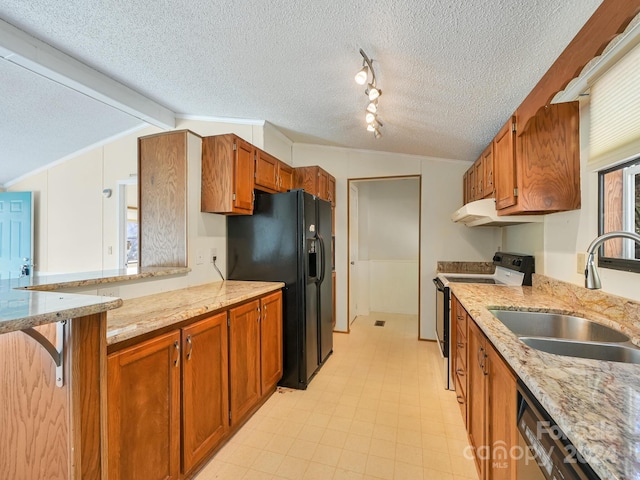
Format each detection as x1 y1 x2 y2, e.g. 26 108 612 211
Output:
599 157 640 272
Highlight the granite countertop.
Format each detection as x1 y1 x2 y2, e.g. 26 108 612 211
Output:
0 266 191 334
12 266 190 291
107 280 284 345
450 281 640 480
0 285 122 334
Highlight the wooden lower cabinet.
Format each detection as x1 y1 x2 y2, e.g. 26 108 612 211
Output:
260 291 283 393
107 330 181 480
486 342 518 480
107 290 283 479
457 294 518 480
229 299 262 426
468 319 487 480
182 312 229 474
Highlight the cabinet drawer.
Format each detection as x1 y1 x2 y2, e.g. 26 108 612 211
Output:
454 310 467 338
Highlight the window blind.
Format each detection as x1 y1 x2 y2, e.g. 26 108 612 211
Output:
589 41 640 167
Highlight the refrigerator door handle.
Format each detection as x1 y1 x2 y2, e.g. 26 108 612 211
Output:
317 232 326 284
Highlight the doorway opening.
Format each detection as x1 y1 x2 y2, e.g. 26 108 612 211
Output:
347 176 421 336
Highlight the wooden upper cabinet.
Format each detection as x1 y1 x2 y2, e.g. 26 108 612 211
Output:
462 170 469 205
327 174 336 206
255 149 279 192
509 102 581 214
493 117 518 210
181 312 229 475
139 130 194 267
201 134 255 214
278 161 294 192
474 157 484 200
260 291 283 393
107 330 181 480
468 165 476 202
482 144 494 198
294 165 336 204
255 149 295 193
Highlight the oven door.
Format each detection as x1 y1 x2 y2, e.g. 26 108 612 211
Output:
433 277 451 389
433 277 449 358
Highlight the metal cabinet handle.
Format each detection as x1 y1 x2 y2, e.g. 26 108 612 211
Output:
456 368 464 376
456 395 465 405
478 346 484 369
173 340 180 367
457 341 464 349
186 335 193 360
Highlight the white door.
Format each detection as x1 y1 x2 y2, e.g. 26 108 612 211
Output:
0 191 33 280
348 183 359 324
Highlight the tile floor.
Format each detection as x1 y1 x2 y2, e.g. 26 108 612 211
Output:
195 312 480 480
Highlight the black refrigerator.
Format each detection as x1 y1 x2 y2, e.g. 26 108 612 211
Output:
227 189 333 389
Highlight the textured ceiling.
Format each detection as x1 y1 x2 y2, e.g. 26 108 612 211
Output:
0 0 603 186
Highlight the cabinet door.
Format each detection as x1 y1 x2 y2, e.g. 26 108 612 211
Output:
468 166 476 201
318 168 329 200
255 150 279 192
201 134 254 215
234 138 255 212
474 158 484 199
486 343 517 480
294 166 319 196
229 300 261 426
327 174 336 206
278 162 294 192
260 291 283 393
467 319 487 480
108 331 181 480
493 118 517 210
182 313 229 474
139 131 188 267
463 170 469 205
483 145 494 198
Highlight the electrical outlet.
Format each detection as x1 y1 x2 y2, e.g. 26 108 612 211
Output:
210 247 217 263
576 253 586 274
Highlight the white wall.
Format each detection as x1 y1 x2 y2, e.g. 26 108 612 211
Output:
541 98 640 302
291 143 502 338
356 179 420 315
6 118 266 297
502 223 545 274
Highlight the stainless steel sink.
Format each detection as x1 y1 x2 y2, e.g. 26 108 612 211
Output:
520 337 640 364
488 309 629 343
488 308 640 364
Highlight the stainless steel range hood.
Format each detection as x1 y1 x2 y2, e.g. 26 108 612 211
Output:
451 199 543 227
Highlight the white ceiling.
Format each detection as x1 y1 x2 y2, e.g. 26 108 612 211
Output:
0 0 604 186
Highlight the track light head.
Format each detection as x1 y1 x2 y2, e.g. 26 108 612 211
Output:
354 64 369 85
356 48 384 139
367 84 381 101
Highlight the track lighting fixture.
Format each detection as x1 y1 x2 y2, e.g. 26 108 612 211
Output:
354 48 383 138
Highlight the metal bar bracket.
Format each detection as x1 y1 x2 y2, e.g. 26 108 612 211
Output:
21 320 66 387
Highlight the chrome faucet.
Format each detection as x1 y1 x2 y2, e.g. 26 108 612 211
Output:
585 231 640 289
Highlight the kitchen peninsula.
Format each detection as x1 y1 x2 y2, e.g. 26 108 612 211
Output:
0 270 284 480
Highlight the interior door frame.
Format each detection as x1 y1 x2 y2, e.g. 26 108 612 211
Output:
346 175 422 337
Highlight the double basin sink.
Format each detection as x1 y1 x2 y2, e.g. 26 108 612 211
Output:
489 309 640 364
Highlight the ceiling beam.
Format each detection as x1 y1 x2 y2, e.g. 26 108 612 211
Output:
0 19 175 129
